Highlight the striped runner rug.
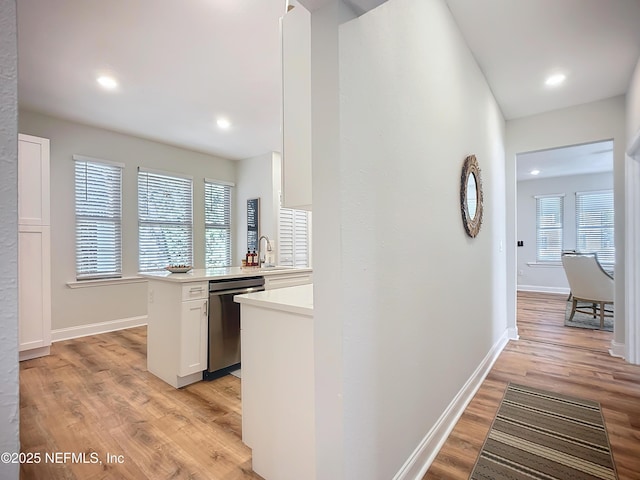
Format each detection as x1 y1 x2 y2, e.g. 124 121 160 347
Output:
470 383 618 480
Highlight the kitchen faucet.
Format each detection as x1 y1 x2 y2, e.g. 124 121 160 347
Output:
258 235 273 268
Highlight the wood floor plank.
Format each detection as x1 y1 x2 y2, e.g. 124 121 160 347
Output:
19 328 262 480
20 291 640 479
423 291 640 480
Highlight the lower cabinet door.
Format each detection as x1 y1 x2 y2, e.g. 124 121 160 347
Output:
178 299 208 377
18 227 51 352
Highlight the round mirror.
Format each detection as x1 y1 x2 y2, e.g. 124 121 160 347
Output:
460 155 483 238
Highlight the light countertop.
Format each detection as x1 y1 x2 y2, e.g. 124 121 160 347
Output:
234 283 313 316
139 266 312 283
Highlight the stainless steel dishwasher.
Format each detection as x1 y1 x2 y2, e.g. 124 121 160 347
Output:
205 276 265 378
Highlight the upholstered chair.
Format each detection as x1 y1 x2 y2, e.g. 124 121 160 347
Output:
561 252 614 329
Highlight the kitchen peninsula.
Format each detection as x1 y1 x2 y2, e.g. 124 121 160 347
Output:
235 284 315 480
140 267 312 388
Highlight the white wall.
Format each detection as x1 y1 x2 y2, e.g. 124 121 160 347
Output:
18 110 236 331
309 2 358 479
234 152 281 263
506 96 626 347
0 1 20 478
517 172 613 293
625 57 640 363
335 0 507 477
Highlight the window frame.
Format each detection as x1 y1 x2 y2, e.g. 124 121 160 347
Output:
278 206 311 268
575 189 614 267
73 155 123 280
535 193 565 263
204 178 234 268
137 167 194 272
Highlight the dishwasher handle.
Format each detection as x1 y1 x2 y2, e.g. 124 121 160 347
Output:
209 287 264 297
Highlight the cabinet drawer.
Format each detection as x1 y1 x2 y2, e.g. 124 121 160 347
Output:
181 282 208 301
265 274 312 290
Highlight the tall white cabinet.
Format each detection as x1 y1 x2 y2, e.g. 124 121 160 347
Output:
18 134 51 361
281 2 312 210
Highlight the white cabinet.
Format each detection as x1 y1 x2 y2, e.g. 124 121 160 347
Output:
281 3 312 210
237 285 315 480
178 299 208 377
147 280 208 388
18 134 51 361
264 271 313 290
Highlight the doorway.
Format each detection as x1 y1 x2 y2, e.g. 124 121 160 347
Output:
514 140 615 343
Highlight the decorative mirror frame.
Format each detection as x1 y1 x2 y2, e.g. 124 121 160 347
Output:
460 154 483 238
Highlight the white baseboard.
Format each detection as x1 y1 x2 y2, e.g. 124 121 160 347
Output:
508 326 519 340
609 340 625 359
19 346 50 361
52 315 147 342
392 330 510 480
517 285 570 295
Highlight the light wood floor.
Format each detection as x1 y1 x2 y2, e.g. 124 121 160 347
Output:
423 291 640 480
20 327 263 480
20 292 640 479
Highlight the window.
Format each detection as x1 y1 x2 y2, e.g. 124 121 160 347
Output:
74 156 123 280
138 169 193 271
279 207 310 267
535 194 564 262
576 190 614 266
205 180 233 267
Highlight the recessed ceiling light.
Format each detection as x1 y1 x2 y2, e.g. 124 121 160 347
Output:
530 169 540 175
97 75 118 90
545 74 566 87
217 118 231 129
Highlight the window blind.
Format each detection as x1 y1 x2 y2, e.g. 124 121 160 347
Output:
279 207 310 267
74 157 123 279
576 190 614 266
535 195 564 262
138 169 193 271
205 181 232 267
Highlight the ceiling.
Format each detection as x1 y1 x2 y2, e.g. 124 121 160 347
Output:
516 140 613 182
17 0 640 161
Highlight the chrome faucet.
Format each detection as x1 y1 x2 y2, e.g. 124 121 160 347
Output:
258 235 273 268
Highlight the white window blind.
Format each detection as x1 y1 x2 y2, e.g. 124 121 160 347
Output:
279 208 310 267
536 195 564 262
576 190 614 266
74 157 123 279
205 181 232 267
138 169 193 271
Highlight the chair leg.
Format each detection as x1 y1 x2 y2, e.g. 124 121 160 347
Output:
569 298 578 321
592 303 597 318
600 302 605 329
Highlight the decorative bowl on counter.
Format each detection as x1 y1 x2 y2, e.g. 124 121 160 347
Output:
165 265 192 273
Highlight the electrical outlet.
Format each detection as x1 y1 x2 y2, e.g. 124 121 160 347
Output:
148 288 154 303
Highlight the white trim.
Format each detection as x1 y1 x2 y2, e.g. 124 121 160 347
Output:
575 188 613 196
625 128 640 364
19 346 51 362
72 154 125 169
66 276 147 289
533 193 566 199
137 166 194 180
204 177 236 187
609 340 625 359
517 284 570 295
508 327 519 340
392 330 510 480
51 315 147 342
526 261 562 268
